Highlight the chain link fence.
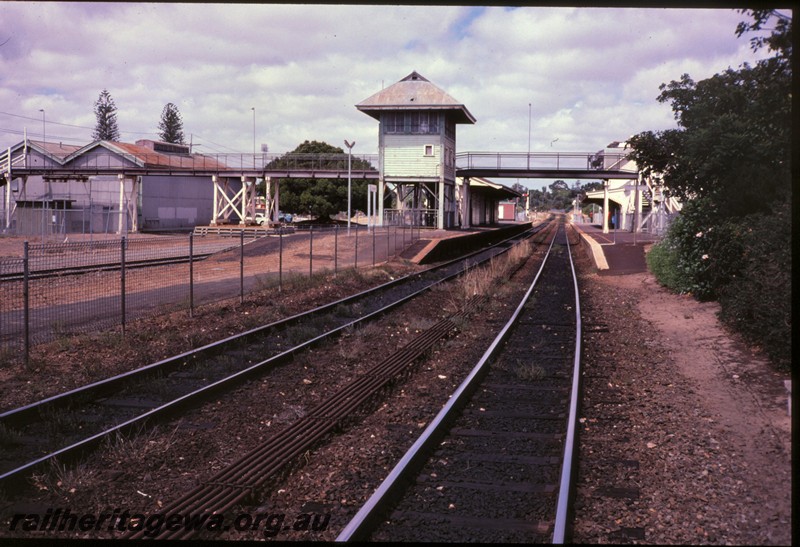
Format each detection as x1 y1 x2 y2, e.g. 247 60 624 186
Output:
0 223 422 366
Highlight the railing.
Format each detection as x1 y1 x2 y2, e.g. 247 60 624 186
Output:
383 208 437 227
10 151 381 174
0 147 25 183
456 151 635 173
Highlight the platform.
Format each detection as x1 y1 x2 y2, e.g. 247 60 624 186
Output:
572 222 660 276
403 223 533 265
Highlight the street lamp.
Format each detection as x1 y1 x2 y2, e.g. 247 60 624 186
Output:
344 139 355 234
527 103 533 171
39 109 45 145
251 107 256 165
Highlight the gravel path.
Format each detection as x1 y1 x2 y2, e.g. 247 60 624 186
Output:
573 268 791 545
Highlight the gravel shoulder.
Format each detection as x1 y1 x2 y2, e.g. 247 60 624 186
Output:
573 262 791 545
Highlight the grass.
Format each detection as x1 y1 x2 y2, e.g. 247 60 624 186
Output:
0 422 22 445
495 358 547 381
29 458 95 496
104 424 180 464
513 361 546 381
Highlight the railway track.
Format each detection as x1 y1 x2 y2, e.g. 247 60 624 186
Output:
119 223 558 541
0 221 546 493
0 253 216 282
338 220 582 543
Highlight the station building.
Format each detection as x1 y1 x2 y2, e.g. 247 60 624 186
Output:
1 139 233 235
0 71 563 237
582 140 682 234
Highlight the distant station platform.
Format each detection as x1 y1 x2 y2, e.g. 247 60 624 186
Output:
572 222 660 276
400 222 531 265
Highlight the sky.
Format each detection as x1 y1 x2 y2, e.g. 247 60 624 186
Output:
0 3 778 186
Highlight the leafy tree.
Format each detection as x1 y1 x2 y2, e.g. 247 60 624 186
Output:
92 89 120 141
735 8 792 62
630 9 791 368
547 180 573 210
262 140 377 220
629 10 791 218
158 103 185 144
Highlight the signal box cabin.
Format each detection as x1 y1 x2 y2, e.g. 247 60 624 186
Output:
356 71 476 229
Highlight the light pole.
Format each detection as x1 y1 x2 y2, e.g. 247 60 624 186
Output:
39 109 45 145
527 103 531 169
344 140 355 234
251 107 256 166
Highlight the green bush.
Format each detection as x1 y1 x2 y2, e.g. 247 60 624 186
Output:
648 197 791 370
646 238 693 294
716 201 791 369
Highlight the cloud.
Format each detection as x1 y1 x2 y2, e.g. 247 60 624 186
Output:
0 3 774 160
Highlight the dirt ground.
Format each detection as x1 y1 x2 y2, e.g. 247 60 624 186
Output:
573 264 791 545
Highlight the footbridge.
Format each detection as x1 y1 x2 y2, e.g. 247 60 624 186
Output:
455 151 638 180
2 142 637 233
2 149 637 182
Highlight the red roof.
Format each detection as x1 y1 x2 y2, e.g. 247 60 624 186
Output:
104 141 229 170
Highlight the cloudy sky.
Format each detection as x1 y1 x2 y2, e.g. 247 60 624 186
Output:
0 3 775 179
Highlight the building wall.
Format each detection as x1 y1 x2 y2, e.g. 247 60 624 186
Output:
140 175 217 230
69 147 137 169
383 134 441 178
498 202 516 221
4 173 220 232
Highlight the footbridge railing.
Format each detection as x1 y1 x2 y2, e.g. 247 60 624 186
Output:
2 151 381 178
456 151 638 179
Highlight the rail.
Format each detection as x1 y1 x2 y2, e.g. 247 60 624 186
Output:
337 220 583 542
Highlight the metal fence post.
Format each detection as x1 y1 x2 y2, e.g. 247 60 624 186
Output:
354 223 358 269
372 224 376 267
309 225 313 278
23 241 30 367
189 233 194 318
240 230 244 304
279 227 283 292
120 236 126 335
334 224 338 276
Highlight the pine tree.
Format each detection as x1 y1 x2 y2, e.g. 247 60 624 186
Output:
92 89 121 141
158 103 185 144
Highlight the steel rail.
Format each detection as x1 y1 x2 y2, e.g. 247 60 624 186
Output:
126 296 488 540
336 221 581 542
551 223 583 544
0 253 215 282
0 225 540 491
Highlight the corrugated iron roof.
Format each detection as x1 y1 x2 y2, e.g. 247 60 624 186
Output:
69 140 229 170
35 140 82 160
357 71 476 124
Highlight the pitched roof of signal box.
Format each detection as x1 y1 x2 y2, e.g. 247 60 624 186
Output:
356 71 476 124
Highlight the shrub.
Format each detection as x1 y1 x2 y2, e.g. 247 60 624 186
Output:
646 239 693 294
716 201 791 369
648 197 791 370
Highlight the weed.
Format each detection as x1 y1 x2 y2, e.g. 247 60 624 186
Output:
29 459 95 496
0 422 22 445
0 346 21 367
514 361 546 381
105 424 180 464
